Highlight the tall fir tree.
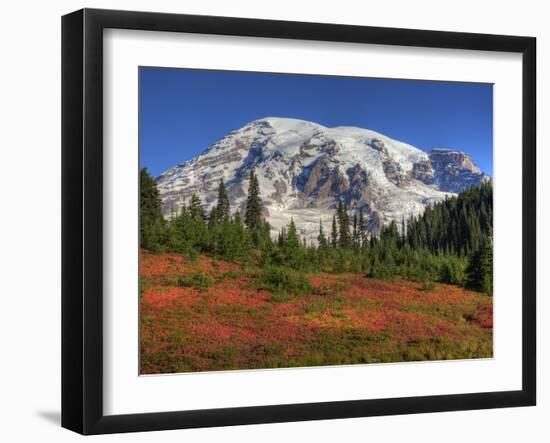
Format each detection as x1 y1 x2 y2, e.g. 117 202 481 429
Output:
331 215 338 249
337 200 351 248
278 226 286 247
189 193 205 221
286 218 300 251
352 212 359 248
208 206 218 228
216 179 230 222
245 170 262 230
465 234 493 295
179 197 187 217
404 181 493 256
317 220 328 250
140 168 165 250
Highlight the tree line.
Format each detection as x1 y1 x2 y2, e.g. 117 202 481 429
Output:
140 167 493 294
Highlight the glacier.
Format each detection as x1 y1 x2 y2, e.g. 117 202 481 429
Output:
155 117 490 242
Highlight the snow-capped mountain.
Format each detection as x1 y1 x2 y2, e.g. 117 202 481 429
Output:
156 117 490 241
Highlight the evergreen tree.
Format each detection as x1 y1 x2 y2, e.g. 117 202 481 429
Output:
189 193 205 221
258 220 273 249
331 215 338 249
179 197 188 217
282 218 306 270
140 168 165 251
216 179 230 222
286 218 300 251
465 235 493 294
337 200 351 248
207 206 220 254
404 182 493 256
245 170 263 230
278 227 286 247
208 206 218 229
317 220 328 250
216 212 252 261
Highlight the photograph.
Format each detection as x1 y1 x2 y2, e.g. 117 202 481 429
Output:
138 67 494 375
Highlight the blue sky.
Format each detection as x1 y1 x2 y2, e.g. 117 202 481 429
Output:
140 67 493 177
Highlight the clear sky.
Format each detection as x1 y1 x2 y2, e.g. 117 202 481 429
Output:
140 67 493 177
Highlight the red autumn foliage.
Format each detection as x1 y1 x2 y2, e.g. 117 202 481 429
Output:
140 250 493 374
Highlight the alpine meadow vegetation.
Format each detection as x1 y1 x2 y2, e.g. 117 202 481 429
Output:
139 168 493 373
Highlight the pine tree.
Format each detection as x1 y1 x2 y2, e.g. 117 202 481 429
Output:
207 206 220 254
286 218 300 251
402 182 493 256
465 235 493 294
216 179 230 222
245 170 262 230
318 220 328 250
208 206 218 229
189 194 205 221
331 215 338 249
337 200 351 248
258 220 273 250
179 197 187 217
283 217 305 269
278 227 286 247
140 168 165 250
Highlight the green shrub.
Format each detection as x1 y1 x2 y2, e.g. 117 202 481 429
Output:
258 266 313 295
439 258 466 286
333 253 348 274
367 264 396 280
178 271 213 291
184 248 199 263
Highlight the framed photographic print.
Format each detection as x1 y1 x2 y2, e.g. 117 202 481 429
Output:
61 8 536 435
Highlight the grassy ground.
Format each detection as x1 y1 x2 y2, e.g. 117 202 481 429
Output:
140 250 493 374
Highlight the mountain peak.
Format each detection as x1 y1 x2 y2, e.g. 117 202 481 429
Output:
247 116 326 133
156 118 489 241
253 116 323 125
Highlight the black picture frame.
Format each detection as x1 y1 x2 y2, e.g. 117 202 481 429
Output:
61 8 536 435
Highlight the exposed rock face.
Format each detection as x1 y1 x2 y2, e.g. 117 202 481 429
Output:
382 157 411 188
411 158 434 183
428 149 489 193
156 117 489 241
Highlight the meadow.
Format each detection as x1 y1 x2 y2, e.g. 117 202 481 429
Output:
140 250 492 374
